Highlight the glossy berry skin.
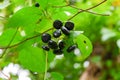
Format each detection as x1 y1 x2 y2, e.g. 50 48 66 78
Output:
42 45 49 51
53 20 63 29
35 3 40 7
53 49 63 55
67 45 77 52
58 40 65 49
53 30 61 38
61 26 70 35
48 40 58 49
41 33 51 43
65 21 74 30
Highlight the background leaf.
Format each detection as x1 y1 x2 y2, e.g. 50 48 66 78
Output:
51 72 64 80
74 33 93 61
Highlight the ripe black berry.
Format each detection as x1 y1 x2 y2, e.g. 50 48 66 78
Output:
35 3 40 7
42 45 49 51
67 45 77 52
48 40 58 49
53 20 63 29
61 26 70 35
65 21 74 30
58 40 65 49
53 30 61 38
53 49 63 55
41 33 51 43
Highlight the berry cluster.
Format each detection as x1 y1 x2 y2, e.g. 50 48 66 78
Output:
41 20 77 55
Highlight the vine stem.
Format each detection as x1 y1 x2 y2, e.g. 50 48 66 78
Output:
0 27 54 58
69 5 110 16
0 27 54 49
67 0 107 20
52 0 109 17
44 52 48 80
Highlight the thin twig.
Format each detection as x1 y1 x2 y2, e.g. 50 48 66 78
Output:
0 27 19 58
44 52 48 80
86 0 107 11
67 0 107 20
52 0 109 16
0 27 54 50
69 5 109 16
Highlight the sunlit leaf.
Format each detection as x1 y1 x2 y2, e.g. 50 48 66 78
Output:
6 7 41 28
48 0 65 6
0 28 22 46
6 7 42 35
12 0 25 5
48 7 77 21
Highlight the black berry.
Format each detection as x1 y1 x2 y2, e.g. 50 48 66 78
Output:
61 26 70 35
42 45 49 51
53 49 63 55
53 29 61 38
48 40 58 49
84 40 86 44
41 33 51 43
53 20 63 29
35 3 40 7
67 45 77 52
58 40 65 49
65 21 74 30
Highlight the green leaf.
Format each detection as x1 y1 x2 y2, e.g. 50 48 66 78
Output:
48 0 66 6
35 0 65 9
18 46 46 73
48 50 55 62
74 32 93 61
12 0 25 5
0 28 22 46
35 18 53 33
6 7 42 35
48 7 77 21
6 7 41 28
51 72 64 80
